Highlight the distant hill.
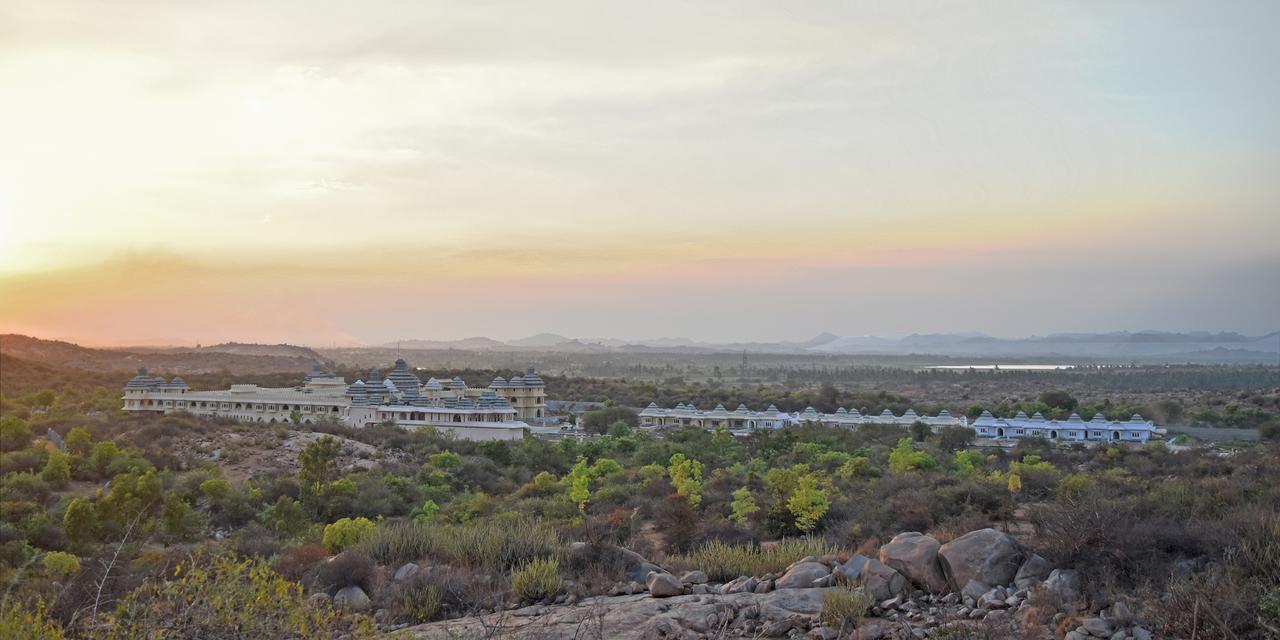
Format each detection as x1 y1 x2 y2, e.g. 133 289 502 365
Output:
0 334 330 374
384 337 508 351
508 333 573 348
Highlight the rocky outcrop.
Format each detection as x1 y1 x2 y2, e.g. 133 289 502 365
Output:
333 585 371 610
775 561 831 589
937 528 1024 591
1013 553 1052 590
832 554 908 601
645 571 684 597
393 562 420 582
569 541 666 584
878 532 949 593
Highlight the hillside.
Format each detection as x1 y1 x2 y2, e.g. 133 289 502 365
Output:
0 334 330 375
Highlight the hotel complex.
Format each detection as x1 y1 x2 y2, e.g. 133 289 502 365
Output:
640 403 1159 443
121 360 547 441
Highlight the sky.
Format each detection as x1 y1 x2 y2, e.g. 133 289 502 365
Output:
0 1 1277 346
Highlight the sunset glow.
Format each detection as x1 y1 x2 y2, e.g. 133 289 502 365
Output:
1 1 1277 345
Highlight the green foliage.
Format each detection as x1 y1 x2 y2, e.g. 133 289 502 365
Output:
638 463 666 484
264 495 309 538
787 473 831 533
429 451 462 470
0 415 32 451
567 457 591 511
412 499 439 523
200 478 231 502
103 553 370 639
729 487 759 524
89 441 119 477
510 556 564 602
323 516 377 553
0 599 64 640
581 406 638 434
62 496 96 545
355 516 562 572
39 450 70 488
96 467 164 531
162 495 196 540
888 438 937 473
41 550 80 576
668 538 836 582
836 456 875 480
590 457 623 478
668 453 704 507
820 586 871 629
954 450 985 475
298 436 341 500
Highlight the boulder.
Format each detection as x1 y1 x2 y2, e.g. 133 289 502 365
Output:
850 557 909 601
333 585 372 611
937 529 1024 591
961 579 991 602
307 591 332 608
1079 617 1111 637
878 532 949 594
394 562 420 582
680 570 708 585
1013 553 1052 590
775 561 830 589
1042 569 1081 608
571 542 667 584
853 620 888 640
722 576 757 594
645 571 684 597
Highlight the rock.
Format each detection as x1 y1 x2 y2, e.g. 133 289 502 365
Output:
968 608 987 619
961 579 992 602
753 579 773 593
1108 631 1127 640
808 626 841 640
1080 617 1112 637
776 562 831 589
937 529 1025 592
393 562 420 582
761 617 795 635
723 576 757 594
333 585 371 611
1013 553 1053 590
690 584 709 595
1042 569 1082 608
986 609 1009 625
941 592 960 605
864 562 910 601
646 572 684 597
307 592 332 608
832 554 870 583
810 574 833 588
1108 601 1134 625
853 621 887 640
571 541 667 583
1131 627 1153 640
680 570 708 585
879 532 950 594
1065 633 1088 640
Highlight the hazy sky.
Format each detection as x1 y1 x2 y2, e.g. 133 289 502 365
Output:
1 1 1277 345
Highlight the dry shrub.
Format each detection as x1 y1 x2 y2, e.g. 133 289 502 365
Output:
820 586 870 631
382 565 507 622
666 538 836 582
317 551 377 594
276 543 328 580
510 557 564 602
1147 568 1259 639
355 516 562 573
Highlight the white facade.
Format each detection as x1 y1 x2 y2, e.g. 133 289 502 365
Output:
121 360 545 441
971 410 1157 443
638 403 967 432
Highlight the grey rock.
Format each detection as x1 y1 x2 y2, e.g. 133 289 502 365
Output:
1043 569 1082 608
1109 601 1134 625
753 578 774 593
1066 633 1088 640
937 529 1025 592
838 555 909 601
1080 617 1112 637
1014 553 1053 590
722 576 757 594
776 561 831 589
1109 631 1127 640
879 532 950 594
961 580 992 602
333 585 371 611
1131 627 1153 640
968 608 987 619
680 570 708 585
853 621 887 640
646 571 684 597
393 562 420 582
808 626 841 640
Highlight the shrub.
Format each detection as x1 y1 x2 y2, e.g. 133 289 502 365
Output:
318 551 377 593
820 586 871 630
355 516 563 573
0 599 64 640
41 551 80 576
510 557 564 602
390 577 443 623
323 517 376 553
276 543 329 580
667 538 837 582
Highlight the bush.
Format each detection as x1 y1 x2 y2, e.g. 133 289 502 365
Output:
389 577 443 623
318 551 377 593
666 538 836 582
355 516 562 572
510 557 563 602
41 551 80 576
323 517 376 553
820 586 871 630
0 599 64 640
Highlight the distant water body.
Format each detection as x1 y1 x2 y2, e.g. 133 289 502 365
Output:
927 364 1074 371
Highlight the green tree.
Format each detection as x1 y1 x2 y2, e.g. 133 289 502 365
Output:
90 441 119 477
937 426 976 452
729 487 759 524
0 415 31 451
162 495 195 540
322 516 376 552
590 457 623 478
264 495 308 538
199 478 231 502
581 406 639 434
954 450 985 475
298 436 340 505
40 450 71 488
65 427 93 456
909 421 931 442
888 438 937 473
42 551 80 576
788 474 830 533
668 453 704 507
567 457 591 511
429 450 462 469
289 409 303 424
63 497 97 545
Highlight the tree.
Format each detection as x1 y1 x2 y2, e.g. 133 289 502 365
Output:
729 487 759 524
581 406 638 434
788 474 830 533
428 450 462 470
1007 473 1023 495
668 453 704 507
42 551 80 576
954 450 985 475
0 415 31 451
65 427 93 456
567 458 591 511
1039 391 1078 413
910 421 931 442
322 516 376 552
289 409 303 424
63 497 97 545
888 438 937 473
90 441 119 477
265 495 308 537
199 478 231 503
938 426 976 452
40 450 70 488
162 496 195 540
298 436 340 504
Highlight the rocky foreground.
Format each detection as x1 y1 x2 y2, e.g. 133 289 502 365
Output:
380 528 1154 640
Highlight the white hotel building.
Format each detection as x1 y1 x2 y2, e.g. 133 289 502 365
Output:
121 360 547 441
639 403 967 432
971 410 1159 443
